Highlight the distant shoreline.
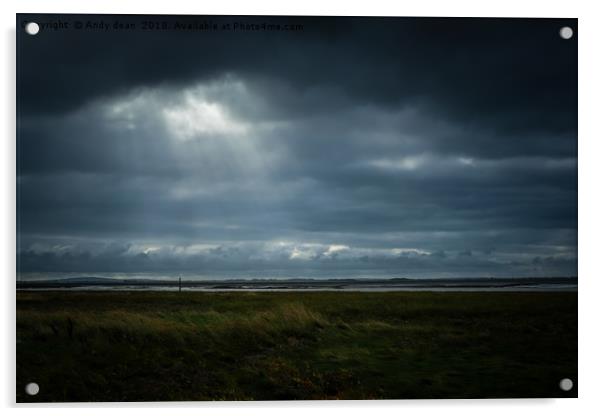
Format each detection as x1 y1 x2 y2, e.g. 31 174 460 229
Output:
16 276 578 292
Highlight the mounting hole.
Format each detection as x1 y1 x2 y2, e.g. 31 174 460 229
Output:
559 378 573 391
25 22 40 36
25 382 39 396
559 26 573 40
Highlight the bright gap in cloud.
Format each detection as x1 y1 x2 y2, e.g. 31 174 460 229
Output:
163 93 249 140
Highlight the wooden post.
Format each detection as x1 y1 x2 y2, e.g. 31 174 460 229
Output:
179 276 182 292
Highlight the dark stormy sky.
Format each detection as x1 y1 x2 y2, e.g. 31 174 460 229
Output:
17 15 577 278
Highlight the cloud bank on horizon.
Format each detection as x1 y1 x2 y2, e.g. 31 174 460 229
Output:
17 15 577 277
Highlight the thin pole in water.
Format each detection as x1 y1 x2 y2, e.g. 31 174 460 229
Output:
179 276 182 292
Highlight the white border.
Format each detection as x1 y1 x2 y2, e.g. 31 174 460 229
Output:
3 1 601 415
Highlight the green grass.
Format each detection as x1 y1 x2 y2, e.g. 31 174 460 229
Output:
16 291 577 402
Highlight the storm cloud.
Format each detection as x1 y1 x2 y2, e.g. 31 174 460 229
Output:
17 15 577 278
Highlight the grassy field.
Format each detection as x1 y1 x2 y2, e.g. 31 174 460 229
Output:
16 291 577 402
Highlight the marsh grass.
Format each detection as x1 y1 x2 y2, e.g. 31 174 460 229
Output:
16 291 577 401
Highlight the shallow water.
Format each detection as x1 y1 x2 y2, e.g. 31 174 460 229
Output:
20 283 577 292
